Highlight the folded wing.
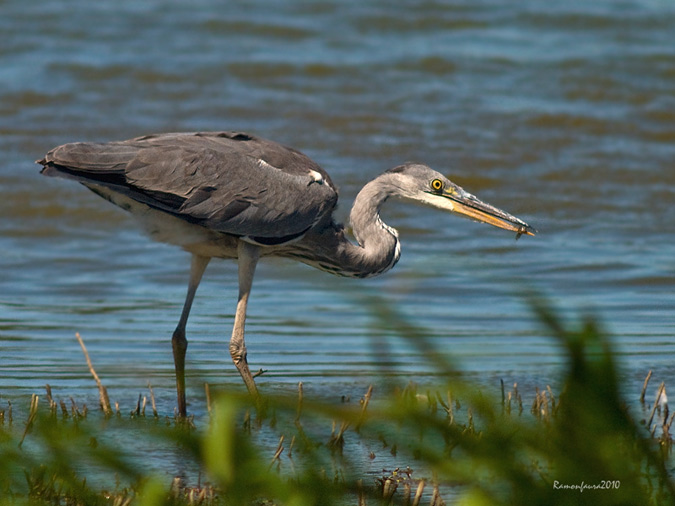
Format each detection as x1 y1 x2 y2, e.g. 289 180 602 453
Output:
39 132 339 244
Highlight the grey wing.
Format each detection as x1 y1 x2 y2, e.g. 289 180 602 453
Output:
39 132 339 243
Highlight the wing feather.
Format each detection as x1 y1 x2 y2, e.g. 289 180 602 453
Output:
40 132 338 240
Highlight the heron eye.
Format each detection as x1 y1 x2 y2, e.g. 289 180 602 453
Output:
430 179 443 192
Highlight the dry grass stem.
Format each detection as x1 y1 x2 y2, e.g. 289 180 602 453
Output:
148 383 158 417
357 479 366 506
412 480 425 506
75 332 112 416
356 384 372 431
382 478 396 503
132 394 142 416
546 385 556 413
19 394 39 448
328 419 349 453
648 382 666 433
430 483 445 506
288 435 295 458
269 435 285 470
70 397 83 418
45 384 58 415
252 368 267 379
401 482 411 506
641 370 653 404
514 383 523 414
59 399 68 418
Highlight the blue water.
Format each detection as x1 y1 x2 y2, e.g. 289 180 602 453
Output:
1 2 675 490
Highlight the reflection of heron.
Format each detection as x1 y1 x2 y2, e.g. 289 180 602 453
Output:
39 131 535 416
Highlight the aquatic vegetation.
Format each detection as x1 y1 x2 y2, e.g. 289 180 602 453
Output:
1 300 674 505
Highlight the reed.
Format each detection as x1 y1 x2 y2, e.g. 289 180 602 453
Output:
76 332 112 416
2 299 675 505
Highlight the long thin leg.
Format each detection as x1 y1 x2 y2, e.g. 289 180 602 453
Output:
172 254 211 416
230 241 261 401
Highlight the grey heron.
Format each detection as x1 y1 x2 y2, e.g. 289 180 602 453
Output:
38 131 535 416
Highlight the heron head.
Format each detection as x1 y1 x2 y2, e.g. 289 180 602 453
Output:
386 163 536 238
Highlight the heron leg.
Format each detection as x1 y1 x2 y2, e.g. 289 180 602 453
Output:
230 241 261 402
172 254 210 417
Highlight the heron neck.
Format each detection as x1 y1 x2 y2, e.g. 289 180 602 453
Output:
343 174 401 277
282 173 402 278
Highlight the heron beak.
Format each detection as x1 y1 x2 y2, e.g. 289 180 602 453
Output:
442 188 536 238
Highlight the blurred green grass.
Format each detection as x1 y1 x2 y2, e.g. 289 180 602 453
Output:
1 298 673 505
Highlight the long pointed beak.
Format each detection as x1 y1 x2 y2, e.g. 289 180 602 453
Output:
444 188 536 239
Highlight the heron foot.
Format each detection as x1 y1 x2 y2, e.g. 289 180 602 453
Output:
230 343 261 401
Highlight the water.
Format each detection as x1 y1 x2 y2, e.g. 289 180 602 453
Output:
1 0 675 487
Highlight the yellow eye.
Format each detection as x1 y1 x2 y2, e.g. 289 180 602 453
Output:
430 179 443 192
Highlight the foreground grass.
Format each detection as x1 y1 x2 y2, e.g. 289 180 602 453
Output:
1 299 674 505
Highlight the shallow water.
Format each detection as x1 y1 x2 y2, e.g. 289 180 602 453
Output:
2 0 675 490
